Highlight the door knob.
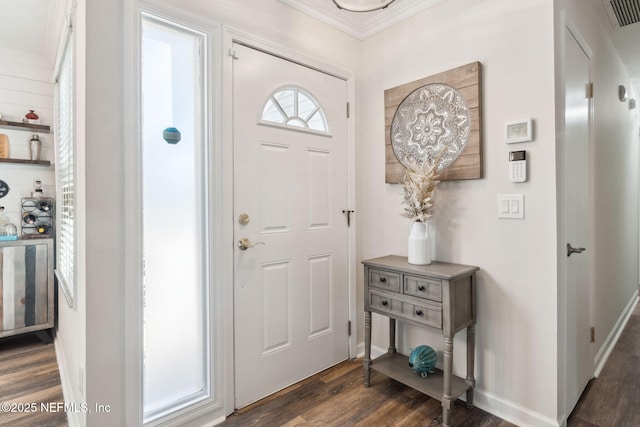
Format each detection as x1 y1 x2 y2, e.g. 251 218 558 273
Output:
567 243 586 257
238 237 265 251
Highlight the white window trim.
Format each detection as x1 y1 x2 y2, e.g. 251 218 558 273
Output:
54 21 76 309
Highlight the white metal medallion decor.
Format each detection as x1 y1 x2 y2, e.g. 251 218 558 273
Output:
391 83 470 172
384 61 483 183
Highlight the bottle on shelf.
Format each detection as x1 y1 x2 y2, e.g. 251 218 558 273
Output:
22 212 37 224
0 206 9 227
29 134 42 161
32 180 44 198
0 206 18 240
38 200 51 212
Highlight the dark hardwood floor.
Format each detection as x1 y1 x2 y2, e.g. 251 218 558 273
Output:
568 303 640 427
221 360 514 427
0 303 638 427
0 333 67 427
224 301 640 427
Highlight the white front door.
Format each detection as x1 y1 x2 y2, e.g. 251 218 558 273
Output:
563 26 593 415
232 43 350 408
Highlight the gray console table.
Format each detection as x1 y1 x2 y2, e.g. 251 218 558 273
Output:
363 255 478 427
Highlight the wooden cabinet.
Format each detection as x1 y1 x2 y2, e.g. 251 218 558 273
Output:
363 255 478 427
0 239 54 342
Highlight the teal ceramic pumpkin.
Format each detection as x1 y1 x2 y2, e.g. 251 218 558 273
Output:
408 345 437 377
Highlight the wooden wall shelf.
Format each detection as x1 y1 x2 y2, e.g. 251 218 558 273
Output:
0 158 51 167
0 120 51 133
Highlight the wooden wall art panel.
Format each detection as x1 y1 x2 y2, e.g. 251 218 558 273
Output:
384 62 483 183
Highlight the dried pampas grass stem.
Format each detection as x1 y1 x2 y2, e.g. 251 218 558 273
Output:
401 149 447 222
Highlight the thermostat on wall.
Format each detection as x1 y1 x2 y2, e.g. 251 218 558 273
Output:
505 118 533 143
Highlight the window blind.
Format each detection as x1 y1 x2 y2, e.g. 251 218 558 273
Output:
55 29 75 306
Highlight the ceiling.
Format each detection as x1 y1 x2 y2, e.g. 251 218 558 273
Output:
0 0 638 96
0 0 64 68
282 0 640 97
597 0 640 96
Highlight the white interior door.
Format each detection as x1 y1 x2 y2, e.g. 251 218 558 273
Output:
563 26 593 415
232 43 350 408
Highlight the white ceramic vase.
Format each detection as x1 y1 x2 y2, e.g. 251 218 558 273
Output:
408 221 431 265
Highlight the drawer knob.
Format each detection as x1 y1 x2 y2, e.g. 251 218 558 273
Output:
418 285 426 291
415 309 423 316
379 277 387 283
381 300 389 306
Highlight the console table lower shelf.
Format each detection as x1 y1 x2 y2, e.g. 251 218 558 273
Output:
370 352 471 401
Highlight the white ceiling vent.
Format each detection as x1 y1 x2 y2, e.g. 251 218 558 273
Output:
603 0 640 29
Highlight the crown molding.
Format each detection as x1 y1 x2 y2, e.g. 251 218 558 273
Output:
278 0 444 40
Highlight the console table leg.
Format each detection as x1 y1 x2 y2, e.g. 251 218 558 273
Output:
466 324 476 408
388 318 397 354
443 336 454 427
442 402 452 427
364 311 372 387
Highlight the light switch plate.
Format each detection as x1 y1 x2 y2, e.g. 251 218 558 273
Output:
497 194 524 219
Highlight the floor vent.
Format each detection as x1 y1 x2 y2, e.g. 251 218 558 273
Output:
604 0 640 28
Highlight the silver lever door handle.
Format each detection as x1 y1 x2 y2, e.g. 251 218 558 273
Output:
567 243 586 257
238 238 265 251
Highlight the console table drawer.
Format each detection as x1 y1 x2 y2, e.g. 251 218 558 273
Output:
369 292 443 330
369 292 401 316
410 301 442 329
404 275 442 302
368 268 401 293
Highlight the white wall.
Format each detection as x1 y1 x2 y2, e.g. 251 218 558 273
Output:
358 1 559 425
0 52 55 227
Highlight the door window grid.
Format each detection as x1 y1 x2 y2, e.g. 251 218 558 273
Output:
261 87 329 134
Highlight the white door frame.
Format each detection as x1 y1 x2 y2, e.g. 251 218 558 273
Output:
556 11 595 425
221 26 357 414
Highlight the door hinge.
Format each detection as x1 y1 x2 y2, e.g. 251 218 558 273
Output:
228 48 239 60
586 82 594 99
346 102 350 118
348 320 352 336
590 326 595 343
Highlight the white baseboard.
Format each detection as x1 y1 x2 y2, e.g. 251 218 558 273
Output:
355 344 387 359
54 337 84 427
593 291 639 377
473 389 560 427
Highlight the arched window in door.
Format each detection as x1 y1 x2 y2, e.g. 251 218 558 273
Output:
261 86 329 134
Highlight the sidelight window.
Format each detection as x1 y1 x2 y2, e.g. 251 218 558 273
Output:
141 13 210 422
